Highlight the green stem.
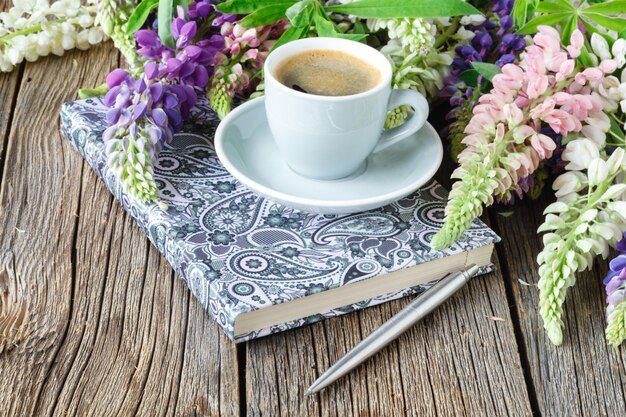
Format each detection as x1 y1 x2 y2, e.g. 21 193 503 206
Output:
434 16 460 49
0 22 48 45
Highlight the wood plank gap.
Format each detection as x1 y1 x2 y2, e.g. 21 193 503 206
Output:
273 345 283 417
171 288 192 414
238 343 247 417
448 311 471 416
422 352 439 417
487 208 542 417
307 327 323 417
0 63 24 193
30 161 85 415
564 296 593 417
114 213 133 357
163 269 180 417
51 193 118 417
393 342 408 417
127 240 160 417
352 314 371 417
475 280 511 416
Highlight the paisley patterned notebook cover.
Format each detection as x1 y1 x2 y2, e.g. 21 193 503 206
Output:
60 97 500 342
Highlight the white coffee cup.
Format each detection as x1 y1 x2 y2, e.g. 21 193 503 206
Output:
264 37 429 181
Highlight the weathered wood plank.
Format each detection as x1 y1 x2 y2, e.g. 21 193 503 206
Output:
31 177 239 416
0 42 118 416
0 66 19 186
0 31 241 417
0 0 21 189
246 235 533 416
492 197 626 417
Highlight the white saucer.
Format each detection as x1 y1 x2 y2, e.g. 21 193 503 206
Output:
214 97 443 214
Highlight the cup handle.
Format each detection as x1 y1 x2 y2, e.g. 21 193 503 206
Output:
372 89 429 154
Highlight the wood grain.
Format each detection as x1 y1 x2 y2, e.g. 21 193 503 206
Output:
492 197 626 417
0 47 21 188
0 43 116 416
0 42 240 417
245 241 533 417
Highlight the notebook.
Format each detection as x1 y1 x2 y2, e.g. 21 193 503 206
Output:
59 96 500 342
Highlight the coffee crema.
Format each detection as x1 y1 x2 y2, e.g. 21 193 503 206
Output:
274 49 381 96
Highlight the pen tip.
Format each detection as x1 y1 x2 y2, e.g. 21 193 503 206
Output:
304 388 312 397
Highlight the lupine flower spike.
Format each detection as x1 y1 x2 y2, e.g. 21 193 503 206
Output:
0 0 105 72
101 0 225 202
208 20 286 119
605 233 626 347
535 31 626 346
431 26 615 252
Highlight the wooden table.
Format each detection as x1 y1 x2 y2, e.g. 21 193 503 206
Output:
1 16 625 417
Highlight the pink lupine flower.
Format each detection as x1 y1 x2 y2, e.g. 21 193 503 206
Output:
566 30 583 58
432 25 616 251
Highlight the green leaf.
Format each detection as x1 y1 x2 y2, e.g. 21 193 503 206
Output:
579 17 615 45
331 32 367 41
609 115 626 142
510 0 539 26
458 69 479 87
583 13 626 33
218 0 296 14
471 62 501 82
158 0 175 47
325 0 482 18
621 28 626 40
125 0 159 34
536 1 572 13
312 12 365 41
578 45 595 67
583 0 626 15
560 132 579 145
516 12 569 34
353 19 367 34
313 12 337 36
176 0 188 13
286 0 316 27
240 4 292 27
271 24 308 50
560 16 577 45
78 83 109 99
550 0 574 9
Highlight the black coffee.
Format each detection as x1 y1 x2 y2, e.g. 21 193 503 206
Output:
275 49 381 96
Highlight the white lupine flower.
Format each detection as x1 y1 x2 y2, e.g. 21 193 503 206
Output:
553 171 588 197
87 27 103 44
460 15 486 26
591 33 612 61
581 124 607 148
544 201 569 214
455 26 476 41
78 13 93 28
0 54 13 71
588 158 609 186
0 0 103 72
612 38 626 68
603 184 626 201
369 18 436 56
597 75 622 111
561 138 600 171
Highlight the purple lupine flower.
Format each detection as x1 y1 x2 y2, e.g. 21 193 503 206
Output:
604 233 626 346
134 0 225 91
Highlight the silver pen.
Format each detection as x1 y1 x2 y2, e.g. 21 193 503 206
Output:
306 264 480 395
